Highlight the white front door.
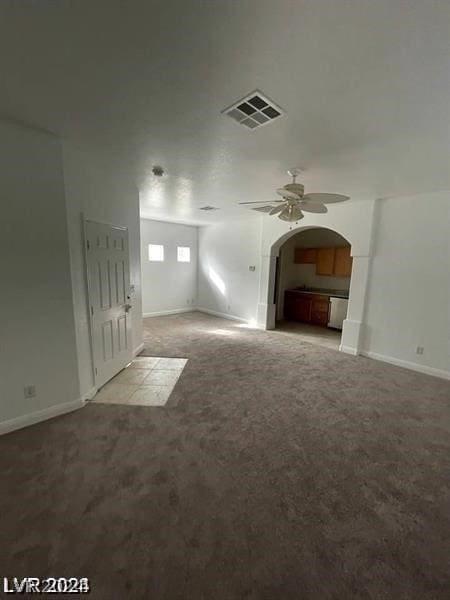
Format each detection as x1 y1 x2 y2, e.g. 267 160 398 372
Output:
84 219 133 388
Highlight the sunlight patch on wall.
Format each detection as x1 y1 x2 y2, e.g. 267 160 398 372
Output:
208 267 226 296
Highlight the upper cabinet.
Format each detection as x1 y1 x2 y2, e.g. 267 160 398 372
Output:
316 248 335 275
333 246 353 277
294 245 353 277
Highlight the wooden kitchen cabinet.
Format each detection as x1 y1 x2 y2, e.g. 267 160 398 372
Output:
297 296 313 321
292 244 352 277
310 295 330 325
333 246 353 277
316 248 335 275
294 247 317 264
310 311 329 326
284 291 330 326
284 291 312 321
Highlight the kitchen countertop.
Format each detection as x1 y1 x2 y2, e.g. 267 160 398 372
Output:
286 288 349 299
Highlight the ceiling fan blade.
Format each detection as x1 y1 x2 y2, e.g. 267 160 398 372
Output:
276 188 301 200
239 200 284 205
269 204 285 215
299 202 328 214
252 205 275 213
302 193 349 204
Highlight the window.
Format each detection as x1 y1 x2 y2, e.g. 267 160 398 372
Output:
148 244 164 261
177 246 190 263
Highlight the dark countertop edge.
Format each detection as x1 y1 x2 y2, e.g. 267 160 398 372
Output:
286 289 349 299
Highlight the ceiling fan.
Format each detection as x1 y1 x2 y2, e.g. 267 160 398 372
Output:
239 168 350 222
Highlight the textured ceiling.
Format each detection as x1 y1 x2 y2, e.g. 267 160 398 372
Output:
1 0 449 224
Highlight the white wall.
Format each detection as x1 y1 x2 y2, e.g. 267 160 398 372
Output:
63 144 143 398
141 219 198 316
261 201 375 258
362 193 450 376
0 120 80 426
198 218 262 322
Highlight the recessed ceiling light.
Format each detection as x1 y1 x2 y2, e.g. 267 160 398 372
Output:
222 90 284 130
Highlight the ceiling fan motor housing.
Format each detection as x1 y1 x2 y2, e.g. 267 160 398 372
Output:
284 183 304 197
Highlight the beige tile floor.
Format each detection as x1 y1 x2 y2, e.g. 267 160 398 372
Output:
93 356 188 407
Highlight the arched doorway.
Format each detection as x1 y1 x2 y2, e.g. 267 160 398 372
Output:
256 222 372 356
273 227 352 350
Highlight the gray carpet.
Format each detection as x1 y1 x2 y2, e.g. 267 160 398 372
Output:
1 311 450 599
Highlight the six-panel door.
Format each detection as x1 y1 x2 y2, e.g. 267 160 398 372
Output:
85 220 132 388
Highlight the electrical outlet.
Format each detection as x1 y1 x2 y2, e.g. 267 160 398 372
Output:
416 346 424 355
24 385 36 398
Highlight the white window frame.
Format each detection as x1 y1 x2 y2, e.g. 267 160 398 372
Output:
148 244 164 262
177 246 191 263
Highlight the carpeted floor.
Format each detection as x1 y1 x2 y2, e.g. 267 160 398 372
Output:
274 320 341 350
1 311 450 599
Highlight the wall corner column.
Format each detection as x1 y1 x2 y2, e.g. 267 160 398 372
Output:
257 253 277 329
340 254 371 355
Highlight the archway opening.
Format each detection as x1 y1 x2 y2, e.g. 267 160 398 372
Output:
272 227 352 350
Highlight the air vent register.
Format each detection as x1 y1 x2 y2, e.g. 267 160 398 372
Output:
222 90 284 130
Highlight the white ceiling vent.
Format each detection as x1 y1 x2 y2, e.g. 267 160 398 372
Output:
222 90 284 130
199 205 219 211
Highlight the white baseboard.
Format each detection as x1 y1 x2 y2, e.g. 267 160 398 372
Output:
143 308 196 318
0 398 85 436
361 350 450 381
133 342 145 356
340 344 358 356
196 307 247 324
83 386 98 401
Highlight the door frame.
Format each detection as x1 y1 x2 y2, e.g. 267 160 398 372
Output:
82 214 131 388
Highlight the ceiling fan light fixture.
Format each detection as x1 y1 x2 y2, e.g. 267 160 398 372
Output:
269 205 284 215
279 205 304 222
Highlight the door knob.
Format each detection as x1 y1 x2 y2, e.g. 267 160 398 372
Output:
125 303 132 312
